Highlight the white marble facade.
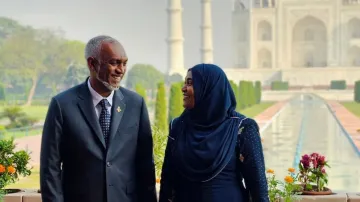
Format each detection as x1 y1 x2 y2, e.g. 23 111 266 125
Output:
166 0 360 86
232 0 360 70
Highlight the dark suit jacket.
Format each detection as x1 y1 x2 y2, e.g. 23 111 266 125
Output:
40 80 157 202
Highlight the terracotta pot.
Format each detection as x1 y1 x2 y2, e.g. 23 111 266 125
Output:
3 188 23 194
301 185 332 195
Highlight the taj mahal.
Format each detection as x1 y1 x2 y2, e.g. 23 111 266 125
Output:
166 0 360 87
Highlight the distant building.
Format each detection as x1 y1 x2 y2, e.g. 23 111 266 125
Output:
228 0 360 86
166 0 360 86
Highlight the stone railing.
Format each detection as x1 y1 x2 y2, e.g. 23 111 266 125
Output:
343 0 360 5
3 189 360 202
222 67 360 87
261 90 354 101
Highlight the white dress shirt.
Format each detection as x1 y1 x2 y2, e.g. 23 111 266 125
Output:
87 80 114 118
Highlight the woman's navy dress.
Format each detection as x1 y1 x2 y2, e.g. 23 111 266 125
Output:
159 118 269 202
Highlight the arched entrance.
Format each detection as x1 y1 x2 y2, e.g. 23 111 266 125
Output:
347 46 360 66
292 16 327 67
258 48 272 68
348 18 360 39
257 21 272 41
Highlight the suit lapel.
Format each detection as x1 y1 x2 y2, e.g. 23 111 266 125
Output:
77 81 106 148
108 89 126 147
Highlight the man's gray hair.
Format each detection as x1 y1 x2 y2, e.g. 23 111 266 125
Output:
84 35 120 60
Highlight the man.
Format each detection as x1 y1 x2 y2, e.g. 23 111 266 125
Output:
40 35 157 202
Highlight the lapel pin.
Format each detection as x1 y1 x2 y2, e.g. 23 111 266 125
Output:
117 106 121 112
239 154 244 162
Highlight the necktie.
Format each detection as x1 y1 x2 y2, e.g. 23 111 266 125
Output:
99 99 111 146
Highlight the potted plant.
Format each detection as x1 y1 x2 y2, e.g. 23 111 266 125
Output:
0 138 32 194
297 153 331 195
266 168 301 202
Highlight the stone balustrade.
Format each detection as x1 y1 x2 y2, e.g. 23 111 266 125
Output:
222 67 360 87
2 189 360 202
261 89 354 101
343 0 360 5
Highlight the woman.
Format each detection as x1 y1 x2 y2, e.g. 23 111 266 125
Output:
159 64 269 202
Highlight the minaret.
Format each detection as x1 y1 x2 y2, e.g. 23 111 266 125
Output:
200 0 214 63
166 0 185 76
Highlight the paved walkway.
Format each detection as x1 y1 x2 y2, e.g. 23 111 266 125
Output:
14 135 42 166
327 101 360 150
254 101 287 129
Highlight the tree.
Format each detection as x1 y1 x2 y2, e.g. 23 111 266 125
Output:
355 80 360 102
0 17 26 43
39 30 86 96
135 83 147 104
0 106 38 129
247 81 257 106
0 28 46 106
0 83 5 101
243 81 250 108
238 81 246 109
167 73 183 84
126 64 164 91
254 81 262 104
59 40 86 65
0 23 86 105
229 80 240 111
168 82 183 122
154 82 167 133
63 63 89 89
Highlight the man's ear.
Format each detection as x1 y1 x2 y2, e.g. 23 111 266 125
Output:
87 57 96 72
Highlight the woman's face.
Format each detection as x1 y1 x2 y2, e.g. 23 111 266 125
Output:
182 70 195 109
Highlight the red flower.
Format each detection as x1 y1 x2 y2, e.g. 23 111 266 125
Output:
302 154 310 161
318 155 326 166
310 153 319 158
309 153 326 168
312 158 318 168
301 154 310 169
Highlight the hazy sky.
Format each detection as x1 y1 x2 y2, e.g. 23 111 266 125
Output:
0 0 237 73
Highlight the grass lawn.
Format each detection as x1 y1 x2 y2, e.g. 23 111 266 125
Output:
0 105 49 121
241 102 275 118
0 105 48 139
341 102 360 118
6 102 276 189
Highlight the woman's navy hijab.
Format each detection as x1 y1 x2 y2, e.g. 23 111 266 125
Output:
173 63 243 182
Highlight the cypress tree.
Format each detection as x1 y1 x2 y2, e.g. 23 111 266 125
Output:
238 81 246 109
0 84 5 101
254 81 262 104
355 80 360 102
229 80 240 111
168 82 183 122
135 83 147 104
248 81 257 106
155 82 167 133
243 81 250 108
